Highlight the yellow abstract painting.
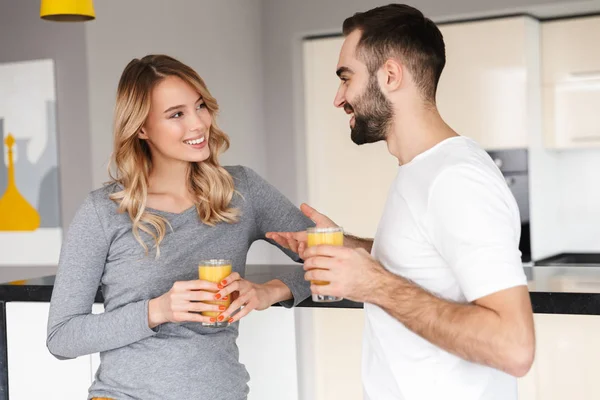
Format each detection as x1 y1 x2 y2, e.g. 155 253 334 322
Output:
0 59 62 265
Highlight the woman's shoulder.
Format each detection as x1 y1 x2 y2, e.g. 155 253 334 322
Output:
224 165 272 195
83 182 121 215
224 165 253 188
223 165 264 184
223 165 249 180
223 165 287 209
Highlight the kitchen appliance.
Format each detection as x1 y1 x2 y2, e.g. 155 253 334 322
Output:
487 149 531 263
535 253 600 266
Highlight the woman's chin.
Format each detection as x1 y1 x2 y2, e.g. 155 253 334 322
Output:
185 149 211 163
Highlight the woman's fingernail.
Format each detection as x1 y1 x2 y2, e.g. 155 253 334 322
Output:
217 283 224 289
218 315 225 322
210 317 216 323
228 318 234 324
221 279 227 285
223 296 229 300
219 305 226 311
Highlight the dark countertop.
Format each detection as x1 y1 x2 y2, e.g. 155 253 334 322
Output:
2 264 600 314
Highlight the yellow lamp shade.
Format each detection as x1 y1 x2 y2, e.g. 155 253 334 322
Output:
40 0 95 22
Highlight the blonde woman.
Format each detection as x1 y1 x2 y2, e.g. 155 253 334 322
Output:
47 55 313 400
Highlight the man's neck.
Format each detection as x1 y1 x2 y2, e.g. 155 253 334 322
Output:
386 104 458 165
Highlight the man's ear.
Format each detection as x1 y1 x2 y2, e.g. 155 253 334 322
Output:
380 59 403 92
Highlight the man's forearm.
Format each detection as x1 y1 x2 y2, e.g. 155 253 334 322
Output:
366 270 531 377
344 234 373 252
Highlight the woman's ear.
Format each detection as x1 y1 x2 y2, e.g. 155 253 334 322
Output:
138 127 148 140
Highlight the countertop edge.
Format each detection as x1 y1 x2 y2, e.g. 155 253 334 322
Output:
4 264 600 315
2 283 600 315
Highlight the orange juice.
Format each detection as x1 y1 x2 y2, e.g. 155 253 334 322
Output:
198 260 232 318
307 227 344 285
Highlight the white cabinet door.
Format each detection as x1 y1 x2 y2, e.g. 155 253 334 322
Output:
90 304 104 382
311 308 364 400
6 302 92 399
237 306 299 400
437 17 540 150
516 313 600 400
542 16 600 148
529 313 600 399
57 303 298 400
517 347 539 400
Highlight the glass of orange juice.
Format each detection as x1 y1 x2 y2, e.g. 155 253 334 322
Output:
306 227 344 302
198 259 232 327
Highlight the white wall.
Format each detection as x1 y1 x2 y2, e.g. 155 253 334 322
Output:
84 0 283 263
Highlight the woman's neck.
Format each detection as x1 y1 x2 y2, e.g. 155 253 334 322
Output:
148 159 191 198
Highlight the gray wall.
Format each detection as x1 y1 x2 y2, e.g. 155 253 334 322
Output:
0 0 92 229
261 0 600 204
86 0 265 188
84 0 278 263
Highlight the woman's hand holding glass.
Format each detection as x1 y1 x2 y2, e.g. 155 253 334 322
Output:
148 280 228 328
215 272 289 324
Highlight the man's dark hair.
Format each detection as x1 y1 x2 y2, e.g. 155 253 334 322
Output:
343 4 446 103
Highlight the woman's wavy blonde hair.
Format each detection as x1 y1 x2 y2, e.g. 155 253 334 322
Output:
108 54 239 256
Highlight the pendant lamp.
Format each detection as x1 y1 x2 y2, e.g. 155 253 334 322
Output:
40 0 95 22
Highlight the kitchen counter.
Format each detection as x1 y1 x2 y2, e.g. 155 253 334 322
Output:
2 264 600 314
2 264 600 399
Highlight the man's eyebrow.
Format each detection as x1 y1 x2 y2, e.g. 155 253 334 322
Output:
336 66 354 77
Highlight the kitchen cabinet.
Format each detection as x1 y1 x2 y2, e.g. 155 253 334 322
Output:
542 15 600 148
6 302 298 400
301 309 600 400
5 297 600 399
436 16 540 150
6 302 92 399
90 304 102 381
519 313 600 399
238 306 300 400
92 304 305 400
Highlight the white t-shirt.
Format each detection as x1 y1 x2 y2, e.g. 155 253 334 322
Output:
363 136 527 400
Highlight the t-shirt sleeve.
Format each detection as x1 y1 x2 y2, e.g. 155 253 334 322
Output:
425 165 527 302
241 166 315 307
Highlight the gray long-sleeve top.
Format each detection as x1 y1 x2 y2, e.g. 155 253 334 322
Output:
47 166 314 400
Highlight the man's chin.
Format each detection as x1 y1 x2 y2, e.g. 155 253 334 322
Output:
351 129 385 146
350 129 367 145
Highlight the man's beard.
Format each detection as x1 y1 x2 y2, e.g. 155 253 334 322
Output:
347 76 394 145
